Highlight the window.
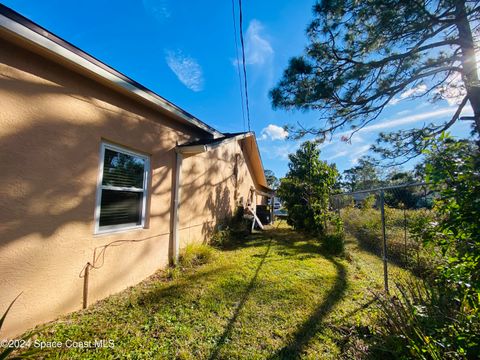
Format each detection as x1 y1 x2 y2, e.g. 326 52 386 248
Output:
95 143 149 233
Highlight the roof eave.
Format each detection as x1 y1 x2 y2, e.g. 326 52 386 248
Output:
176 132 253 154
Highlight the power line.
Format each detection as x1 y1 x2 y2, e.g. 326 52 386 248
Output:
231 0 246 132
238 0 251 132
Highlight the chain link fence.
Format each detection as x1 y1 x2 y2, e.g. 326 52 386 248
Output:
330 182 435 292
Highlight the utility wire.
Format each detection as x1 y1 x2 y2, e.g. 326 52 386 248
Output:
231 0 246 132
238 0 251 132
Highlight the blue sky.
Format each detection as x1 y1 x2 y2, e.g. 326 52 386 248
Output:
4 0 474 177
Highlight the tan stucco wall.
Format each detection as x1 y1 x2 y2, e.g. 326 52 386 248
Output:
0 36 212 337
178 140 258 245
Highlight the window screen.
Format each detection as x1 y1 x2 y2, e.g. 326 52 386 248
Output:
96 144 149 232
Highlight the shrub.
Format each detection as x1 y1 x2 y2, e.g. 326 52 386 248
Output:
361 194 376 210
422 135 480 311
178 243 215 268
370 135 480 359
210 229 229 248
321 213 345 255
277 141 339 236
322 233 345 255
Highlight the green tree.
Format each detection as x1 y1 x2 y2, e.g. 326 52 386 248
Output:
277 141 338 235
264 169 280 189
423 134 479 308
270 0 480 163
384 170 421 208
376 134 480 358
342 156 382 191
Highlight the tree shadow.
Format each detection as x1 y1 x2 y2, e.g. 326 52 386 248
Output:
178 144 249 245
208 239 272 360
208 226 349 359
135 264 235 312
270 256 347 359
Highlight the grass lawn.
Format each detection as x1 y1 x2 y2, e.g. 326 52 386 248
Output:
19 223 410 359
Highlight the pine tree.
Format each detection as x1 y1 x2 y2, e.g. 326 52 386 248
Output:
270 0 479 163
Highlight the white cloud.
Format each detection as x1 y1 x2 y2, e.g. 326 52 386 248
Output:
328 149 349 160
325 106 470 165
235 19 273 66
143 0 171 21
400 84 427 99
260 140 300 161
272 143 298 160
324 134 370 165
339 108 458 137
348 145 372 165
395 109 411 116
260 124 288 140
165 50 204 92
389 84 428 106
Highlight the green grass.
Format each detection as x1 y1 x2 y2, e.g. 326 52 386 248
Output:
18 223 411 359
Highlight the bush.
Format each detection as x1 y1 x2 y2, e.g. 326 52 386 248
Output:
370 135 480 359
320 213 345 255
322 233 345 255
277 141 339 236
178 244 215 268
361 194 376 210
422 135 480 311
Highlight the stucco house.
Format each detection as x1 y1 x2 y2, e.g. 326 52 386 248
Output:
0 4 273 337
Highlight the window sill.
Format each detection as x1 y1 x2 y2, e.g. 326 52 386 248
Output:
94 224 145 236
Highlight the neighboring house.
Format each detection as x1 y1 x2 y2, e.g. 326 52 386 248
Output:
352 192 371 205
0 5 272 337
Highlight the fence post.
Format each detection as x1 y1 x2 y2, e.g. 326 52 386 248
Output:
404 206 408 264
271 195 275 224
380 190 389 293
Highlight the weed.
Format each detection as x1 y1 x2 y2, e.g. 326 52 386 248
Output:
371 279 480 359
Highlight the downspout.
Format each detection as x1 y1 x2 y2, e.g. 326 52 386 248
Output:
171 143 208 264
172 149 183 264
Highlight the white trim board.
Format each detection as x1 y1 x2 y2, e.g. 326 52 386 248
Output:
94 142 150 235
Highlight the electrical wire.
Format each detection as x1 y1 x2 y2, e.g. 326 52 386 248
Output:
231 0 246 132
238 0 251 132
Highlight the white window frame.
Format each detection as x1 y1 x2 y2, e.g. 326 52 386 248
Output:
94 142 150 234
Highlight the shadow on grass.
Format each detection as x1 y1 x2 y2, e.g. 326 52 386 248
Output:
253 227 323 255
213 225 349 359
269 257 347 360
209 239 273 360
136 265 235 310
218 225 318 253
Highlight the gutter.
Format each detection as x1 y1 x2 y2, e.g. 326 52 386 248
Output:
176 132 253 155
